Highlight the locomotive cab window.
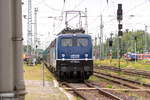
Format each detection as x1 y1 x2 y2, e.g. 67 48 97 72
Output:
77 38 88 47
61 38 72 47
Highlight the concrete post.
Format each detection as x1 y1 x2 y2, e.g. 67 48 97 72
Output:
0 0 25 100
12 0 25 99
0 0 14 93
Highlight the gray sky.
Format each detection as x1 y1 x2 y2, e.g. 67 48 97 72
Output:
22 0 150 49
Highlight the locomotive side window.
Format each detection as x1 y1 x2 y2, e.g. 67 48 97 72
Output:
61 38 72 47
77 38 88 47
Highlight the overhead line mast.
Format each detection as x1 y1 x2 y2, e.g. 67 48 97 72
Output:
85 8 88 34
99 15 104 59
27 0 32 56
34 8 38 58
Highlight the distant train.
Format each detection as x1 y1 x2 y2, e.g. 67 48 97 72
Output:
124 52 150 61
43 28 93 81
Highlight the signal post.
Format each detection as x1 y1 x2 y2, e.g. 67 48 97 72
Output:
109 33 113 64
117 4 123 70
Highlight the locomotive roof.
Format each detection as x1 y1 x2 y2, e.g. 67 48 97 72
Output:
45 33 91 49
57 33 91 38
58 27 85 35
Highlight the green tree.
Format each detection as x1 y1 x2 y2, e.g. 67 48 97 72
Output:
102 30 149 59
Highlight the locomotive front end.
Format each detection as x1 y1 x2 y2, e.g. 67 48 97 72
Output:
56 34 93 80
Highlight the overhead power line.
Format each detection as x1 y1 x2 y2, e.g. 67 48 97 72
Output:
42 0 61 11
73 0 86 10
124 1 146 16
51 0 66 34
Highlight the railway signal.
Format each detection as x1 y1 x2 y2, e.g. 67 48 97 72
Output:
109 39 113 47
109 33 113 63
117 4 123 70
118 30 123 36
118 24 122 30
117 4 123 37
117 4 123 21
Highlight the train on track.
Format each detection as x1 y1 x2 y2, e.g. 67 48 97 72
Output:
43 28 93 81
124 52 150 61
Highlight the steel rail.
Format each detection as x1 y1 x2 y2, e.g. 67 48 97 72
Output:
94 72 150 94
94 71 150 93
64 88 150 92
95 65 150 78
94 71 150 88
94 72 140 89
61 82 122 100
62 82 88 100
84 81 123 100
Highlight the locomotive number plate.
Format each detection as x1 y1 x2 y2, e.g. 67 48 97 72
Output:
70 54 80 59
70 60 80 63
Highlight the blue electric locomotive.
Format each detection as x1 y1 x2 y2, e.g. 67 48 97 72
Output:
44 29 93 81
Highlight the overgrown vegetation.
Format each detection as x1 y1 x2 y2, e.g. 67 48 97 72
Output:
94 30 150 59
106 84 113 88
76 97 82 100
94 59 150 71
24 64 54 81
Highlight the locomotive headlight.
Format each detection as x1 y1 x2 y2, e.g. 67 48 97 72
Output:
62 54 65 57
85 54 88 58
62 58 65 61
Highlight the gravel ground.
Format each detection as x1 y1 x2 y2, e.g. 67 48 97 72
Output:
25 80 70 100
90 81 150 100
64 83 119 100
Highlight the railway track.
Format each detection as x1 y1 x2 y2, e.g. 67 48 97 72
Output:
60 81 123 100
94 71 150 92
95 65 150 78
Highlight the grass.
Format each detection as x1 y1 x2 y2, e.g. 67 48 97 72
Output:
76 97 82 100
94 59 150 71
97 67 150 84
106 84 113 88
24 64 54 81
88 75 105 82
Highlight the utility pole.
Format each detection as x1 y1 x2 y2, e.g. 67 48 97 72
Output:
48 16 57 35
65 12 68 28
94 36 97 59
98 33 101 59
27 0 33 57
53 17 56 33
79 11 82 29
144 25 148 53
100 14 104 59
85 8 88 34
34 8 38 60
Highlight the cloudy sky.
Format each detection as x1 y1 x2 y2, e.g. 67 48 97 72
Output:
22 0 150 49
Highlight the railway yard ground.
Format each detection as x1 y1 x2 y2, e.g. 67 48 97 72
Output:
94 59 150 71
24 60 150 100
92 59 150 100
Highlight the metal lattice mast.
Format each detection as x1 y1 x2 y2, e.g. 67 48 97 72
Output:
85 8 88 34
34 8 38 57
27 0 32 56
